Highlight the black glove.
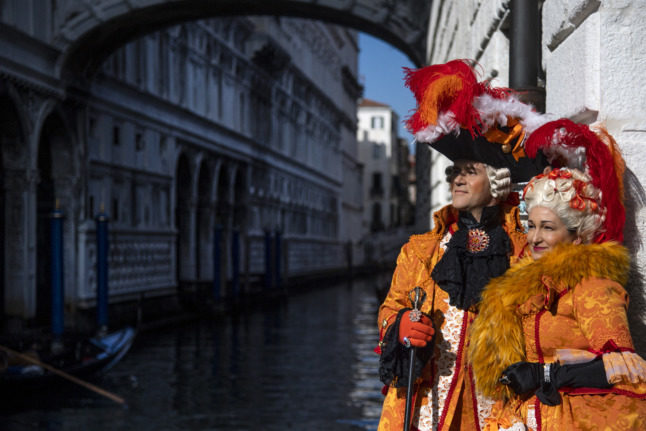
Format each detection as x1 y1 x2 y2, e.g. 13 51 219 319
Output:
552 357 612 390
500 358 610 406
499 361 542 395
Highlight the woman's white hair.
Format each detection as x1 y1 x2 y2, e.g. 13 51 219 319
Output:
523 168 604 244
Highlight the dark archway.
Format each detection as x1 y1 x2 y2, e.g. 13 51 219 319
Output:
35 112 76 326
175 154 193 285
196 160 213 280
216 166 230 227
35 120 58 324
232 168 246 230
215 165 230 294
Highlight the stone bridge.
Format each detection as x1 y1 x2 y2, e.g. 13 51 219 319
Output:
53 0 429 81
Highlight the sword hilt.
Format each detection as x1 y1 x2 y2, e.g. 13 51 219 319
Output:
408 286 426 311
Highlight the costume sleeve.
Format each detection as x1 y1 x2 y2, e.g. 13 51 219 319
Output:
572 277 634 352
377 240 427 331
572 278 646 394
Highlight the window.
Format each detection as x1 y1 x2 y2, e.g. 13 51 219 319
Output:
112 198 119 221
371 202 383 232
371 116 384 129
88 116 97 138
87 195 94 219
372 143 381 159
113 125 121 146
135 132 144 151
372 172 383 189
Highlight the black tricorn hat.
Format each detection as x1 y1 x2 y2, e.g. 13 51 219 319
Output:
404 59 550 183
430 129 548 183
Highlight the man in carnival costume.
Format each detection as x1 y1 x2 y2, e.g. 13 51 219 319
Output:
376 59 549 431
469 119 646 430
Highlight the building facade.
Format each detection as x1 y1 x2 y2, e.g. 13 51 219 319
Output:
357 99 414 234
0 9 362 328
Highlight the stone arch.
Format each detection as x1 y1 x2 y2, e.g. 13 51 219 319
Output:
57 0 428 82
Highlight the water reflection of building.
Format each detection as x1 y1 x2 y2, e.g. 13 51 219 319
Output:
0 14 363 329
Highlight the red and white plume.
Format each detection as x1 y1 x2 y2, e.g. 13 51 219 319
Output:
404 59 546 143
525 119 626 243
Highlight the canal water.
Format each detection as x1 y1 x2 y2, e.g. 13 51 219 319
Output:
1 276 388 430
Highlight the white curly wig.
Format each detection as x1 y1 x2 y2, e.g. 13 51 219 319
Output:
445 163 511 202
484 165 512 201
523 168 605 244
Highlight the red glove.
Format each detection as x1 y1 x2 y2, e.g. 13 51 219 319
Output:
398 311 434 348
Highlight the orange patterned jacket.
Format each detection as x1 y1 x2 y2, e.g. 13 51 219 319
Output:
469 241 646 431
377 204 528 431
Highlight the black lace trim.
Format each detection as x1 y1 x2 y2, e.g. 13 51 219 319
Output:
378 308 434 388
431 205 511 311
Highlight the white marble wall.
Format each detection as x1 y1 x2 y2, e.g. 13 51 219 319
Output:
543 0 646 352
425 0 646 351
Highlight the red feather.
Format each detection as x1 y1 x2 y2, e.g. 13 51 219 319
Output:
403 60 481 136
404 59 514 138
525 119 625 243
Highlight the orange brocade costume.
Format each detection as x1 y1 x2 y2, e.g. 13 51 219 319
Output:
469 242 646 431
377 204 528 431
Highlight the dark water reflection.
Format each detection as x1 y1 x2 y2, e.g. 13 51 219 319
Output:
1 277 386 430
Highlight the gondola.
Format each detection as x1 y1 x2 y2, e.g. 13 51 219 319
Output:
0 326 136 388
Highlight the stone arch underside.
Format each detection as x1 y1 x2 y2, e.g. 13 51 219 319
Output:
57 0 429 80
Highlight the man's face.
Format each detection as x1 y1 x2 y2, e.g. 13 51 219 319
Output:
449 160 495 213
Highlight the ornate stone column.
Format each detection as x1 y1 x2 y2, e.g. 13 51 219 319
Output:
3 168 39 319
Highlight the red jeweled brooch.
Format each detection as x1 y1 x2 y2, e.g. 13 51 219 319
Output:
467 229 490 253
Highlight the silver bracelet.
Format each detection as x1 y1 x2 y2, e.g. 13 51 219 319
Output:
544 363 551 384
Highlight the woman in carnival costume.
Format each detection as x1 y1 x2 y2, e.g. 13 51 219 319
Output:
376 59 549 431
469 119 646 430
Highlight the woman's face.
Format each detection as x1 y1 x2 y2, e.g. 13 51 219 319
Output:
526 206 579 260
450 160 496 221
